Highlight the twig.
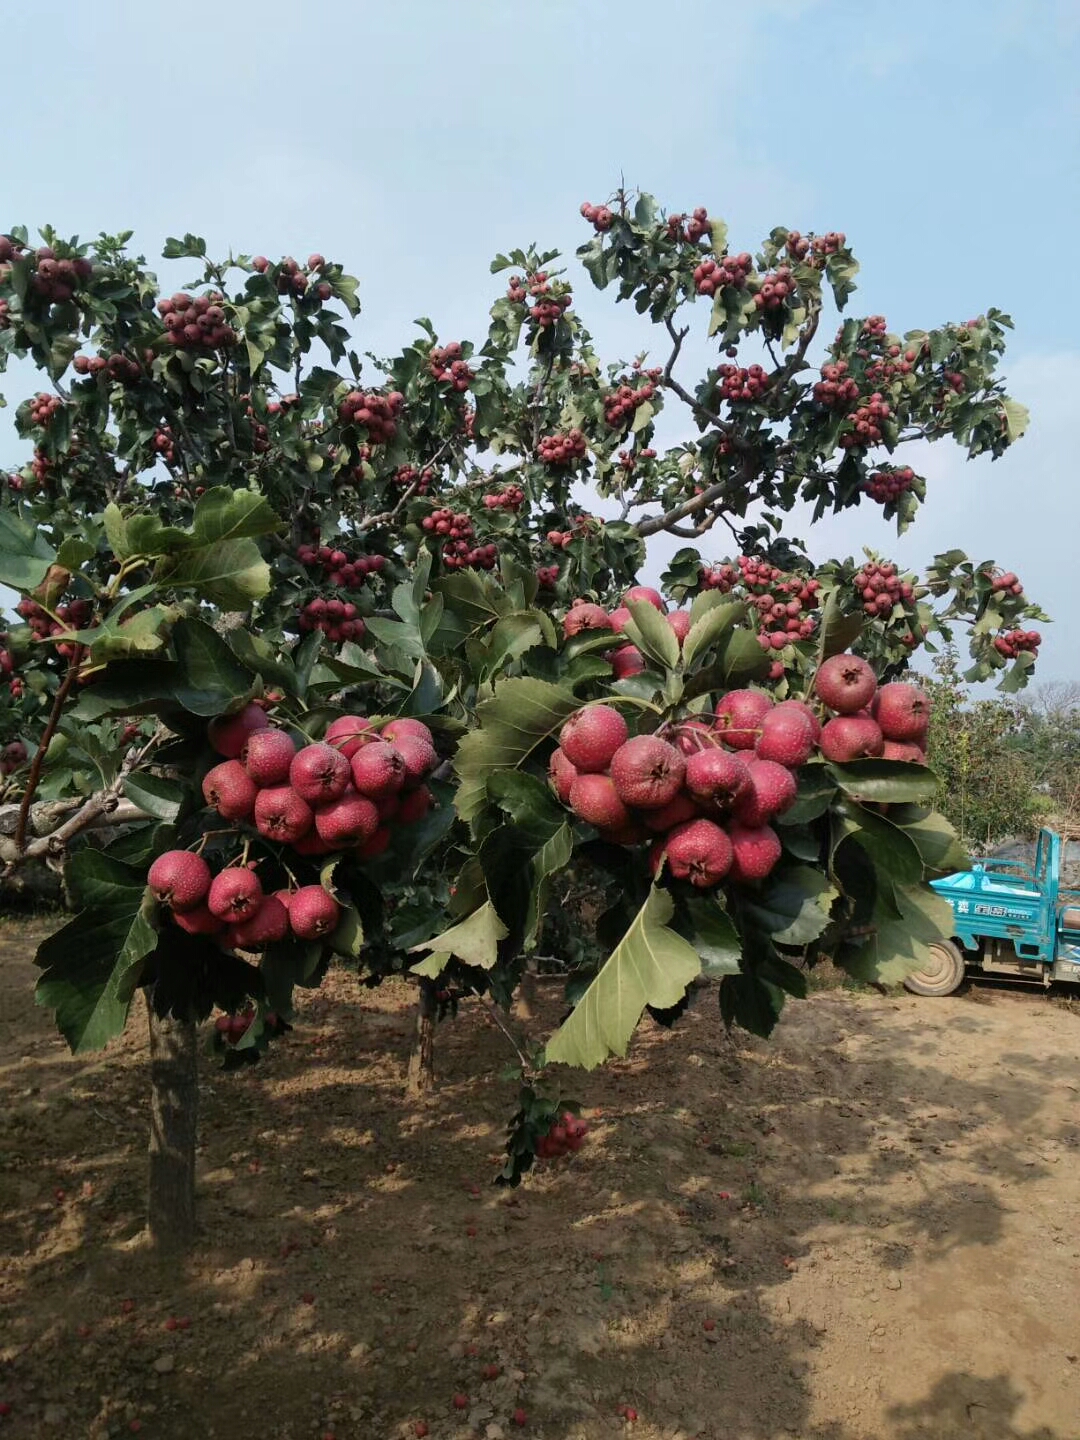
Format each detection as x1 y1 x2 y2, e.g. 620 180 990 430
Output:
13 655 82 854
479 995 532 1072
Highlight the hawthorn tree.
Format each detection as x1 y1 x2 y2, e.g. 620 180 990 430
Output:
0 189 1049 1250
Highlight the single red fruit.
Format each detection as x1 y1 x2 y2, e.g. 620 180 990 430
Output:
667 609 692 643
208 701 270 758
559 704 628 773
815 653 877 714
819 714 884 762
674 718 715 756
623 585 665 611
563 602 610 637
289 885 341 939
289 742 351 804
755 708 815 768
728 823 783 883
398 785 433 824
482 1363 500 1380
569 773 633 831
608 605 633 633
771 698 822 744
642 791 700 832
324 714 374 759
230 895 290 950
685 747 751 810
609 644 646 679
609 735 686 810
315 792 380 847
207 867 263 921
147 850 212 912
662 818 733 888
715 689 773 749
392 732 437 785
549 747 578 803
242 727 296 785
703 1318 716 1331
350 740 406 798
202 759 258 821
380 717 434 748
882 739 925 763
452 1392 470 1410
413 1424 429 1438
254 784 314 844
871 682 931 741
512 1408 528 1427
735 759 798 827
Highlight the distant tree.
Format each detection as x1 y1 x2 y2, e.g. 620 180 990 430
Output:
923 647 1042 849
1012 682 1080 827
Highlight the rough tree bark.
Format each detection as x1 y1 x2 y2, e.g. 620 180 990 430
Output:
405 978 437 1096
146 996 199 1253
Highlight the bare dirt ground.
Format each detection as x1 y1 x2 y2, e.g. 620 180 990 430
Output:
2 916 1079 1440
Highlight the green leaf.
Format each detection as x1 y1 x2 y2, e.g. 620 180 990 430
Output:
454 677 579 824
720 626 772 683
682 601 742 667
170 618 255 715
744 865 838 945
833 798 924 887
779 764 837 824
34 852 157 1052
409 900 508 971
842 881 956 986
719 971 786 1038
327 904 365 959
544 886 702 1070
85 605 175 661
190 487 282 545
624 599 679 670
1002 398 1029 442
0 507 55 590
156 537 270 608
486 769 566 833
56 536 97 570
888 805 970 876
814 590 863 664
678 895 741 977
122 772 185 822
826 759 939 804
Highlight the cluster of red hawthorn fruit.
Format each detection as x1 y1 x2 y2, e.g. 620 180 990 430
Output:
0 238 93 303
813 359 861 409
752 265 796 312
337 389 404 443
28 393 62 427
536 564 560 588
1 632 23 699
700 558 821 654
506 271 572 329
537 430 587 466
854 561 915 619
716 363 769 403
421 509 498 570
989 570 1024 597
603 377 657 428
295 542 386 591
156 292 237 351
839 393 892 450
296 597 366 644
147 705 439 952
73 351 143 384
616 447 656 472
580 200 614 232
428 342 474 392
15 594 94 660
692 251 753 297
782 230 846 264
481 484 524 511
535 1111 590 1160
562 586 691 681
393 465 435 494
864 466 916 504
548 646 931 886
994 629 1041 658
667 206 713 243
251 253 333 302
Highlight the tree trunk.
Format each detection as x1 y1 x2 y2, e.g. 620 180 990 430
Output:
146 997 198 1253
405 979 437 1096
515 959 539 1021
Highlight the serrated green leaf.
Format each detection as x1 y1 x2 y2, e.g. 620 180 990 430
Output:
156 537 270 608
544 886 702 1070
682 601 742 667
678 895 741 977
842 880 956 985
409 900 508 971
190 486 283 545
122 771 185 822
624 598 679 670
454 677 579 823
0 507 55 590
1002 398 1029 442
814 590 863 666
328 904 365 959
888 805 970 876
170 618 255 715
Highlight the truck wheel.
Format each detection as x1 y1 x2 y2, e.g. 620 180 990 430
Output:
903 940 966 997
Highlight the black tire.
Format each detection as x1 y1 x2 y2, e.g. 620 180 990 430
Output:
903 939 966 997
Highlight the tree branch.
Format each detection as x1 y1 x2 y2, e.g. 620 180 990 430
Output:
0 797 150 868
14 655 82 853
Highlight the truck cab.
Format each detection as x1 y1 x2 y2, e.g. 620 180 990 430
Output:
903 828 1080 996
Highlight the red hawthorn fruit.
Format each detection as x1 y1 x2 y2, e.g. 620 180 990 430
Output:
391 733 437 785
662 819 734 887
623 585 665 611
871 681 931 741
147 850 212 912
814 653 877 714
208 702 270 759
202 759 258 821
324 714 374 759
288 885 341 939
608 605 633 633
819 714 885 762
735 759 798 827
755 708 815 769
643 791 700 832
414 1425 429 1439
242 727 296 786
172 904 226 935
549 746 579 803
728 823 783 883
289 742 351 804
882 739 926 763
230 895 290 950
715 689 773 749
770 698 822 744
452 1392 469 1410
667 609 692 644
685 747 751 810
559 704 629 773
609 735 686 810
380 717 434 748
254 785 314 843
569 773 634 831
609 644 646 679
563 602 610 637
674 718 714 755
397 785 433 824
512 1408 528 1427
315 792 380 846
207 867 263 921
350 739 407 798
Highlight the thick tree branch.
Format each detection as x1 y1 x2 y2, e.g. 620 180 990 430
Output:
0 797 149 867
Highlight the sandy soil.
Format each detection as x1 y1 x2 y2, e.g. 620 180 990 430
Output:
1 916 1078 1440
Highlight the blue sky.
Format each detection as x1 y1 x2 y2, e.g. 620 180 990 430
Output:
3 0 1077 681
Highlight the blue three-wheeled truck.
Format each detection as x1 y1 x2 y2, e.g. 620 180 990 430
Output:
903 828 1080 996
